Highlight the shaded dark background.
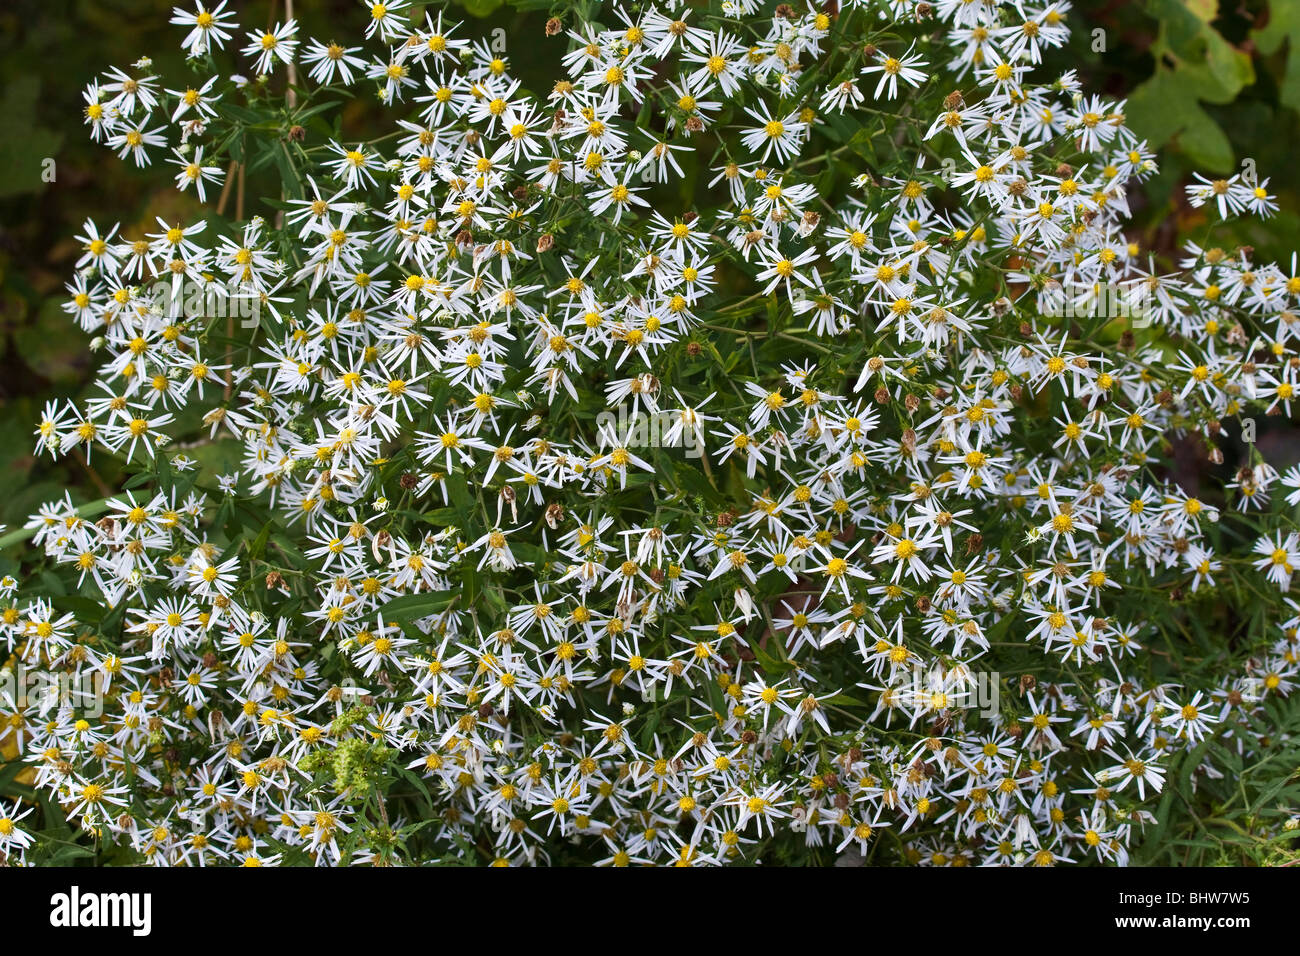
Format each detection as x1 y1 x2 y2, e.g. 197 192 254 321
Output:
1 0 1297 525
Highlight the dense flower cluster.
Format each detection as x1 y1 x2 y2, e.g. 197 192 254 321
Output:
3 0 1299 866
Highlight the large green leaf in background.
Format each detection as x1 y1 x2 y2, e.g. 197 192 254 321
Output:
1252 0 1300 111
1127 0 1255 172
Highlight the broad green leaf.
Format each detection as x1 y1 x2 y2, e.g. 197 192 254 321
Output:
1253 1 1300 111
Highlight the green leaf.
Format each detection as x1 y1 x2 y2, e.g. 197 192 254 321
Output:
825 692 871 709
1177 105 1235 172
248 520 276 561
378 590 454 624
746 634 792 676
1128 3 1253 173
1126 67 1236 172
1253 0 1300 112
155 453 173 495
293 100 341 122
455 0 506 17
274 142 304 199
1203 31 1254 96
221 103 268 125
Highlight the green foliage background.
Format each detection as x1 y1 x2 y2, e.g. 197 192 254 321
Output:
2 0 1300 864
